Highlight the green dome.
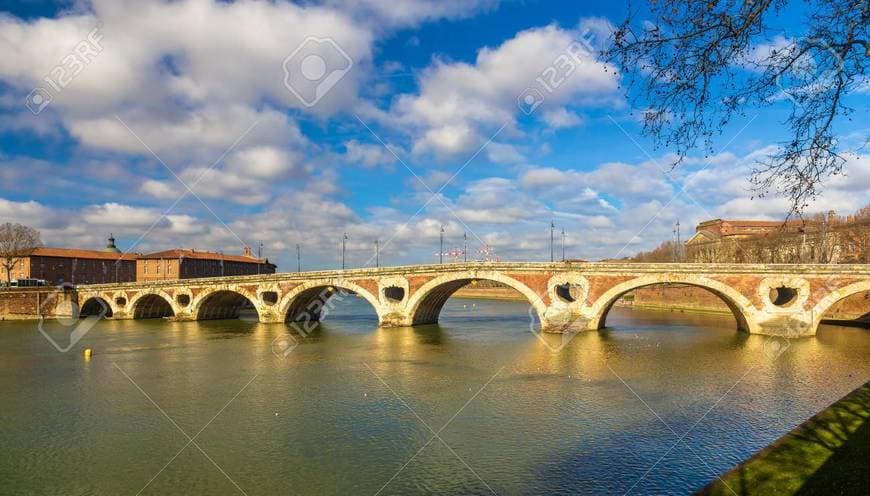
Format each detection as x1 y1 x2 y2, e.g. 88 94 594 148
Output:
103 234 121 253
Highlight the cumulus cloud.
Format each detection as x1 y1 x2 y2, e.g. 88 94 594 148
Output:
0 1 373 115
542 107 584 129
324 0 499 28
344 139 398 168
392 22 620 158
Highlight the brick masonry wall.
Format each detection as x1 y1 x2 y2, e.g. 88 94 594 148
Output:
825 291 870 320
623 285 731 313
0 289 72 319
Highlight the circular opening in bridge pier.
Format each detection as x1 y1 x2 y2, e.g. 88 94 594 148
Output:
115 297 126 306
555 283 582 303
769 286 798 307
383 286 405 302
176 294 190 307
261 291 278 305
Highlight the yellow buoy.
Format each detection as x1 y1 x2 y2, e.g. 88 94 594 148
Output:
471 280 478 286
83 348 93 359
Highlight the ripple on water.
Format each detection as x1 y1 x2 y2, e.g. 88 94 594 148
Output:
0 300 867 494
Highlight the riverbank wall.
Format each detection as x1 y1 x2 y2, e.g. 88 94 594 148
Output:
0 289 75 320
698 381 870 495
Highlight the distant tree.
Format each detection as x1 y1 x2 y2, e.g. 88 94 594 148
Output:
607 0 868 215
0 223 41 285
631 240 680 262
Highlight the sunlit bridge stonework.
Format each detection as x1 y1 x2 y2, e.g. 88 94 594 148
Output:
72 261 870 336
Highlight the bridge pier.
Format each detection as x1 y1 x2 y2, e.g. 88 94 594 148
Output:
753 310 815 337
539 307 593 334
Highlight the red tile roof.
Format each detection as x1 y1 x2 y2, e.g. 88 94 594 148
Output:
29 247 138 261
139 249 272 265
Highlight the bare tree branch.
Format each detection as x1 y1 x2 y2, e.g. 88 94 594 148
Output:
606 0 868 215
0 223 42 285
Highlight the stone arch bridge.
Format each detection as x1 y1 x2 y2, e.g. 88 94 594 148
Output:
73 262 869 337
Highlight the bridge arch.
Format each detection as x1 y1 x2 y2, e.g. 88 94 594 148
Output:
406 271 547 326
278 280 382 325
130 291 176 319
588 275 757 333
192 288 260 321
80 296 114 318
811 280 870 332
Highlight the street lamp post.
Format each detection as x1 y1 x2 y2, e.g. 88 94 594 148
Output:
463 232 467 263
675 219 681 262
375 239 380 268
296 244 301 272
561 228 566 261
341 232 347 269
550 221 555 262
439 225 445 264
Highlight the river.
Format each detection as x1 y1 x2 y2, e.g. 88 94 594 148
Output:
1 297 868 495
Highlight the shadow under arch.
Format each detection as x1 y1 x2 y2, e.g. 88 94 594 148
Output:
812 280 870 332
278 280 381 324
193 289 260 321
80 296 113 318
405 271 546 326
131 293 175 319
589 276 755 333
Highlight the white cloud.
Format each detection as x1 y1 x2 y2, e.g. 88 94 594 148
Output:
0 1 374 115
486 142 524 164
344 139 398 168
80 203 162 228
69 105 305 158
324 0 499 28
542 107 583 129
227 146 298 179
392 22 620 158
412 124 480 157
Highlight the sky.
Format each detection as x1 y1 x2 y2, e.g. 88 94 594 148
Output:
0 0 867 270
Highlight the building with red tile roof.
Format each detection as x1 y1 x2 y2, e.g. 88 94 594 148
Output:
136 246 276 282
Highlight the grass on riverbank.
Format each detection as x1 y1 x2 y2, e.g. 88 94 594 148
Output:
699 381 869 496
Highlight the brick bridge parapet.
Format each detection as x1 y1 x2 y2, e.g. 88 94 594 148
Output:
72 262 870 337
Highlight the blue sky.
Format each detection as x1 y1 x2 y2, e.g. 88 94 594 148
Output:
0 0 867 270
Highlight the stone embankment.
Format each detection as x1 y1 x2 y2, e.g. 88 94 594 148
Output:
698 381 870 495
0 288 73 320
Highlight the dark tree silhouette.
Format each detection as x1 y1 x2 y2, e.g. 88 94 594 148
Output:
0 223 41 285
606 0 868 215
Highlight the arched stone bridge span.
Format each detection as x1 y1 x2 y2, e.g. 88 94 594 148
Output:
75 262 870 337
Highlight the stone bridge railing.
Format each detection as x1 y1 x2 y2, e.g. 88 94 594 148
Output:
72 262 870 337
